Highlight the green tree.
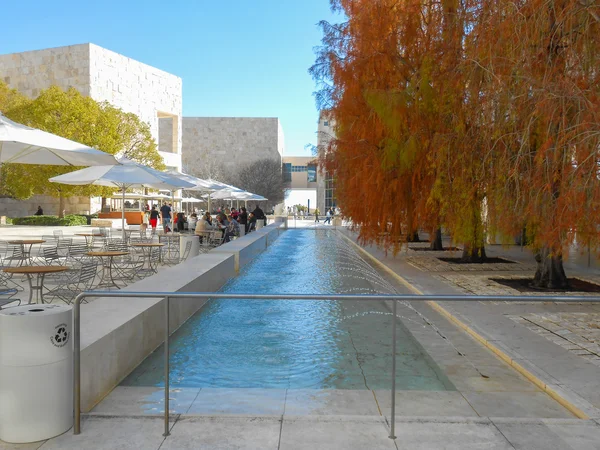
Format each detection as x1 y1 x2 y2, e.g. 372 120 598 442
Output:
0 84 165 216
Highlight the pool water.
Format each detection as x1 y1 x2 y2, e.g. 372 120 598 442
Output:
122 229 452 390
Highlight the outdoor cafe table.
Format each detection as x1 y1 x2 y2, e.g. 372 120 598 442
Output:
86 251 129 289
130 243 165 270
7 239 45 266
3 265 68 304
75 233 104 248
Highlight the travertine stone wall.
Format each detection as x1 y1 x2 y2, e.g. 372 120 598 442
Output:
0 195 94 217
159 117 174 154
0 43 182 168
0 43 184 216
88 44 182 167
0 44 91 99
182 117 284 177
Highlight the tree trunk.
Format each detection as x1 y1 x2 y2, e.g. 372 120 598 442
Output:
461 243 487 262
407 230 420 242
101 197 107 210
532 245 569 289
58 192 65 218
430 228 444 250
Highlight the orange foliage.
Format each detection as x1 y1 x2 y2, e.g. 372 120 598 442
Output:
313 0 600 261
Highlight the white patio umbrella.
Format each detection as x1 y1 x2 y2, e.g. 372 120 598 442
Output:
49 159 194 239
207 190 268 211
0 113 118 166
165 170 244 212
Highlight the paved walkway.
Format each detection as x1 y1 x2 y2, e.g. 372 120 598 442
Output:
3 415 599 450
338 230 600 416
2 225 600 449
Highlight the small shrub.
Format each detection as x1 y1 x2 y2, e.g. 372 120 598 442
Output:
11 215 88 226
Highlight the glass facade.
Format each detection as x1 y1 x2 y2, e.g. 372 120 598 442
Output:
307 164 317 183
291 165 307 172
283 163 292 182
325 172 336 210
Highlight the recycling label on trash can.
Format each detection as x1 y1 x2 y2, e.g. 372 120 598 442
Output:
50 323 70 348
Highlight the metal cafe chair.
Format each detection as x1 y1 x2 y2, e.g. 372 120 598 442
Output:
137 247 161 279
0 289 20 309
105 241 144 284
44 258 98 304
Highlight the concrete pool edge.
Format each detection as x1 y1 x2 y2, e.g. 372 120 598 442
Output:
335 230 597 420
79 223 284 412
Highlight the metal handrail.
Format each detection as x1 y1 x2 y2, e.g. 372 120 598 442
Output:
73 291 600 439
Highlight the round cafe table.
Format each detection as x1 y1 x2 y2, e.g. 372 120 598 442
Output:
86 251 129 289
3 265 68 304
7 239 46 266
130 243 165 271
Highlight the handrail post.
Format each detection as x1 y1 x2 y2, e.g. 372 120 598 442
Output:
163 296 170 437
73 293 85 435
389 298 397 440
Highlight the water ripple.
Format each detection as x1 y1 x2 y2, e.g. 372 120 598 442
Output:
122 229 449 390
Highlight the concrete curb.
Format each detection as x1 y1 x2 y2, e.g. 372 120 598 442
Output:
336 230 594 420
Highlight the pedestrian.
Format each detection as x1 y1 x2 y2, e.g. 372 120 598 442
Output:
149 205 160 230
176 211 186 232
323 208 332 224
160 202 172 232
314 208 320 223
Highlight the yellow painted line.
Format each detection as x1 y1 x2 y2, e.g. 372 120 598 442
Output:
337 230 590 419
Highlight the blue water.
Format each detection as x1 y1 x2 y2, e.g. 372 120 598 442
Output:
122 229 452 390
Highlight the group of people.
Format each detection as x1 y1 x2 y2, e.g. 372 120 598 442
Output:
143 202 267 242
315 207 337 224
194 205 266 243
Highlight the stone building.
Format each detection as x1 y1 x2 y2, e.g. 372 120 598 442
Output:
0 43 182 216
182 117 284 179
282 156 319 211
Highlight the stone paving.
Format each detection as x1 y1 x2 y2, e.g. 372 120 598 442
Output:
509 312 600 367
2 225 600 449
434 273 600 298
404 245 536 273
340 229 600 419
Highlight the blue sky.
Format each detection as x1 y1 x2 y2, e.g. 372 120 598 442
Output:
0 0 339 156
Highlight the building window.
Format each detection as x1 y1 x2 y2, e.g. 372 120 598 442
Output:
307 164 317 183
325 172 336 210
291 165 307 172
323 121 329 126
283 163 292 182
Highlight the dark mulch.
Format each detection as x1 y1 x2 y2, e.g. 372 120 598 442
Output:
438 257 516 264
411 247 462 252
491 277 600 293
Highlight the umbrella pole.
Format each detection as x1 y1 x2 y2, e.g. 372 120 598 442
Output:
122 188 126 241
208 194 211 214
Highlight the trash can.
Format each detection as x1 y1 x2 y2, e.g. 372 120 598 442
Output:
0 304 73 443
256 219 264 230
180 235 199 260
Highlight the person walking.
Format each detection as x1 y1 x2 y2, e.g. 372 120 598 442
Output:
149 205 160 230
314 208 320 223
323 208 332 224
160 202 172 232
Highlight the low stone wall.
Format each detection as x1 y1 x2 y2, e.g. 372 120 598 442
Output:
79 222 284 412
210 223 283 272
80 252 235 411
